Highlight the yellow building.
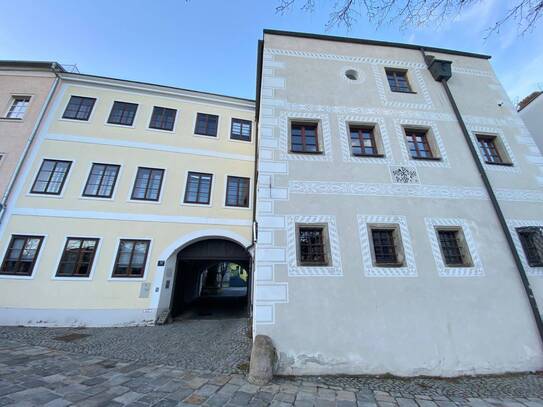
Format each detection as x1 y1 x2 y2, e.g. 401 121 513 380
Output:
0 71 255 326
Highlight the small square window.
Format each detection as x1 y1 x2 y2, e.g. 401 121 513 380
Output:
297 225 329 266
6 96 31 119
56 238 99 277
62 96 96 121
369 225 405 267
225 176 250 207
31 159 72 195
475 134 511 165
0 235 44 276
349 125 380 156
195 113 219 137
149 106 176 131
131 167 164 201
184 172 213 204
385 69 412 93
404 128 435 160
436 228 472 267
83 163 120 198
108 101 138 126
517 227 543 267
112 239 150 278
231 118 252 141
290 122 321 154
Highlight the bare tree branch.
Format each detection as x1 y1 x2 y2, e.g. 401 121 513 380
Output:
275 0 543 37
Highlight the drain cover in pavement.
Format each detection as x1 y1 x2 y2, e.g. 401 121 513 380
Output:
53 333 90 342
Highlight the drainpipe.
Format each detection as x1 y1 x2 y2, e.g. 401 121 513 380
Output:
420 48 543 346
0 63 62 225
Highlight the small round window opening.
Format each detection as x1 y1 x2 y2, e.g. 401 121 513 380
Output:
345 69 359 81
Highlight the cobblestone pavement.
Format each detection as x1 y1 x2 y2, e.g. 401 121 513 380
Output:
1 336 543 406
0 319 251 374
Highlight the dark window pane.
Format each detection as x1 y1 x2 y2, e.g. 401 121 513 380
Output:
83 163 120 198
184 172 213 204
131 167 164 201
231 118 252 141
438 230 465 266
405 129 433 159
112 240 150 277
107 101 138 126
225 176 250 207
371 229 398 264
195 113 219 136
31 159 72 195
298 227 326 265
149 106 176 131
518 227 543 267
350 126 378 156
290 123 320 154
1 235 44 276
56 238 98 277
386 69 412 93
476 135 503 164
62 96 96 121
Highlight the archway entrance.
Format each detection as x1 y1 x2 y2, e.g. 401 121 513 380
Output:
170 238 251 320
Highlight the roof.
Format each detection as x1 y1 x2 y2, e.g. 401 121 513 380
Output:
263 29 492 60
518 91 542 112
0 60 66 72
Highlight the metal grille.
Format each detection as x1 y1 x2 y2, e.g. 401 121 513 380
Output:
438 230 464 266
299 227 326 265
518 227 543 267
371 229 397 264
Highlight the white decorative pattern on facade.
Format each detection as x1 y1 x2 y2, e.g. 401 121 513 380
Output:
394 119 450 168
389 166 420 184
424 218 484 277
279 111 333 161
506 219 543 277
337 115 394 164
357 215 417 277
467 125 519 173
286 215 343 277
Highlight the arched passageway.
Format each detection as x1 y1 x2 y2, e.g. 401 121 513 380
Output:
170 238 251 320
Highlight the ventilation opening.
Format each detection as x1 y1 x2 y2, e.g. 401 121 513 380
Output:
345 69 359 81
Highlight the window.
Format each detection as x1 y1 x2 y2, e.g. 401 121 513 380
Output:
369 225 405 267
112 239 150 278
31 159 72 195
131 167 164 201
62 96 96 121
437 229 472 267
6 96 30 119
149 106 176 131
107 101 138 126
82 163 120 198
0 235 44 276
476 135 505 165
56 238 99 278
230 118 252 141
349 125 379 156
517 227 543 267
405 129 434 159
184 172 212 204
225 176 250 207
345 69 358 80
298 226 328 266
195 113 219 137
385 69 412 93
291 122 320 154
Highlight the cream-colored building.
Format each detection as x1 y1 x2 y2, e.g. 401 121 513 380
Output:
0 71 255 326
519 91 543 155
0 61 64 216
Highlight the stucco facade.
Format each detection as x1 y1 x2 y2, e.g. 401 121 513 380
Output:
0 73 255 327
0 62 61 209
519 93 543 155
253 32 543 376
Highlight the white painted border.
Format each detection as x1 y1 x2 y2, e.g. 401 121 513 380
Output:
279 111 333 161
357 215 417 277
145 105 179 134
25 157 75 199
108 236 153 282
79 161 123 201
126 166 166 205
337 115 394 164
228 117 255 144
223 174 253 211
51 235 103 281
103 99 138 129
468 125 519 173
0 233 48 280
57 94 99 124
424 218 484 277
192 111 221 140
507 219 543 276
286 215 343 277
2 94 34 121
180 169 214 208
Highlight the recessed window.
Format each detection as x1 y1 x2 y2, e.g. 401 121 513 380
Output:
297 226 328 266
149 106 176 131
107 101 138 126
62 96 96 121
349 125 380 156
436 228 472 267
345 69 358 80
56 238 99 278
369 225 405 267
31 159 72 195
225 176 250 207
6 96 30 119
195 113 219 137
83 163 120 198
404 128 435 160
385 68 412 93
517 227 543 267
112 239 150 278
476 134 509 165
184 172 212 204
291 122 320 154
230 118 252 141
0 235 44 276
131 167 164 201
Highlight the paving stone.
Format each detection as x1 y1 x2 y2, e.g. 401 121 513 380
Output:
204 393 232 406
113 390 144 404
229 391 253 405
397 398 420 407
8 387 60 405
416 400 438 407
239 383 260 394
184 393 209 405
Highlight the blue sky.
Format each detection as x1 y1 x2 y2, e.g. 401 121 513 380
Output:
0 0 541 103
